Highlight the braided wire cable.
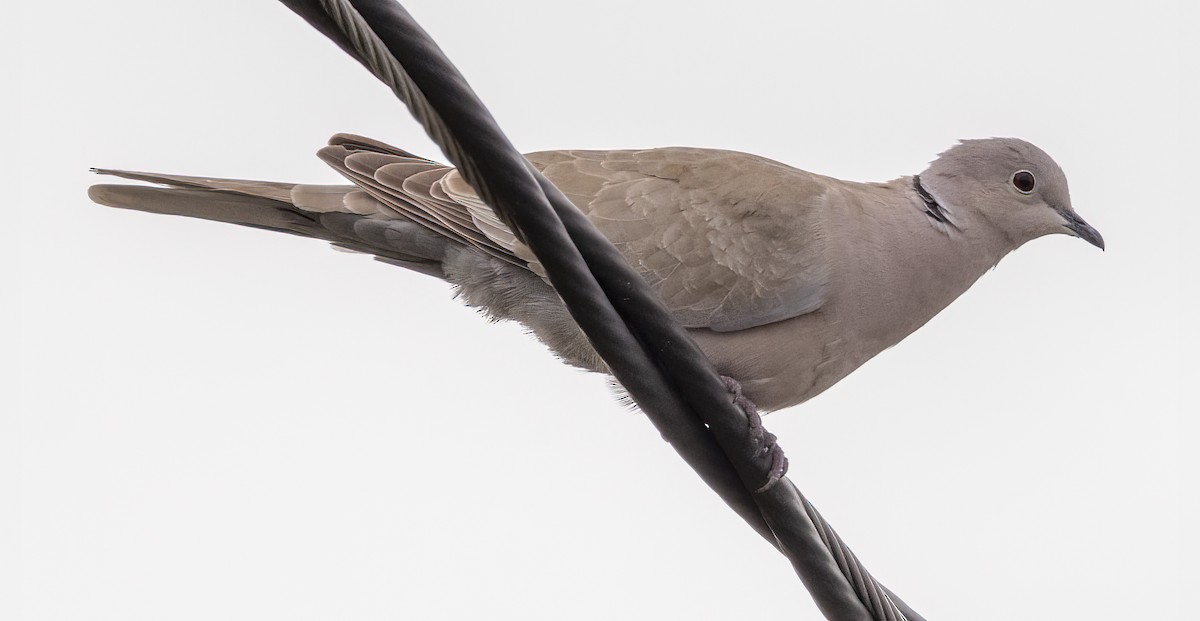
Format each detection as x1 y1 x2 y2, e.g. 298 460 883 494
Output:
281 2 922 620
802 496 906 621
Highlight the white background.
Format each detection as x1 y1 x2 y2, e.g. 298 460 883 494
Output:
9 1 1196 619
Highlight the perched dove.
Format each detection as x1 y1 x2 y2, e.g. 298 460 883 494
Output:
89 134 1103 412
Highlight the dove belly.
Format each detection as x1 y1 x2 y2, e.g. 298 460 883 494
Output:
688 314 843 412
445 244 841 412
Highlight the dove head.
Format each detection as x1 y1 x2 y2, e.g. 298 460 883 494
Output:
919 138 1103 250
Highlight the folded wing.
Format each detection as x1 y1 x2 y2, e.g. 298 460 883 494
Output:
320 134 832 332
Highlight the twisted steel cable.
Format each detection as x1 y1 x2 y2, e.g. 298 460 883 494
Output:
279 2 924 620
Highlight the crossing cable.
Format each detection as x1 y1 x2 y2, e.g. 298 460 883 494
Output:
278 2 925 619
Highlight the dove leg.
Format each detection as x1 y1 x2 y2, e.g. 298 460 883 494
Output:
720 375 788 492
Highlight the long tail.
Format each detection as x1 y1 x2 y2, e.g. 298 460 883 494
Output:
89 161 452 279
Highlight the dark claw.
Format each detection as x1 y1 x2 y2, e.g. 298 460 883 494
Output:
756 446 788 493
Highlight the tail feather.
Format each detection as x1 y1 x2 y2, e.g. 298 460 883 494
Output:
87 133 531 281
89 169 449 277
90 168 298 203
87 184 321 238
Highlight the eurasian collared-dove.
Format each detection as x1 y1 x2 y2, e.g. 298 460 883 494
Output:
89 133 1103 412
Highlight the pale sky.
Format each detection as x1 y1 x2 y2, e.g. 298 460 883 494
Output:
10 1 1195 619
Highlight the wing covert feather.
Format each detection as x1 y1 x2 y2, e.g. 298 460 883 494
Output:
526 148 831 331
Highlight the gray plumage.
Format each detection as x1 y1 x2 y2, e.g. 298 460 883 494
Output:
89 133 1102 412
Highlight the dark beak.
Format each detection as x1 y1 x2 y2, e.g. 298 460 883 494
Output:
1056 207 1105 250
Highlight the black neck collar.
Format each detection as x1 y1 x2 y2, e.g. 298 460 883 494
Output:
913 175 952 226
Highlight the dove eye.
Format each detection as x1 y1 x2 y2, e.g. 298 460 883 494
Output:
1012 170 1036 194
